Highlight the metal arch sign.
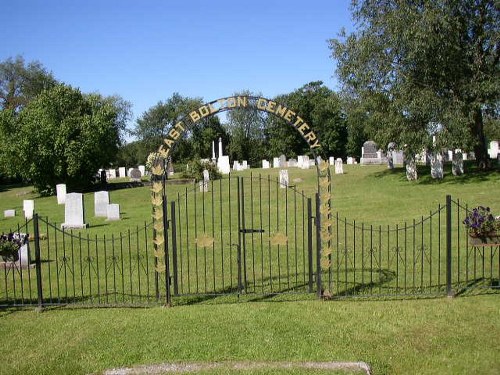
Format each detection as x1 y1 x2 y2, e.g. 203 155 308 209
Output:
155 95 321 161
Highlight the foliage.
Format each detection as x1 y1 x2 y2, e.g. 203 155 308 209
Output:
330 0 500 168
181 159 221 181
115 140 149 168
463 206 500 237
0 56 57 112
1 84 125 194
0 233 22 262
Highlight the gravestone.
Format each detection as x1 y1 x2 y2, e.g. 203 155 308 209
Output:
94 191 110 217
347 157 355 165
242 160 248 170
279 169 289 188
297 156 304 169
288 158 297 168
488 140 499 159
393 151 404 165
4 209 15 218
168 159 175 176
128 168 134 177
118 167 126 178
335 158 344 174
56 184 66 205
233 161 241 171
301 156 310 169
273 157 280 168
200 169 209 192
107 169 117 179
262 160 270 169
23 200 34 220
130 168 142 182
361 140 386 165
138 165 146 176
430 153 444 179
329 157 335 166
387 142 396 169
106 204 120 221
61 193 88 229
279 154 287 168
405 155 418 181
452 150 464 176
217 155 231 174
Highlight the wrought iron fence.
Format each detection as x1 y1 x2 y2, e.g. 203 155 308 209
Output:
0 195 498 308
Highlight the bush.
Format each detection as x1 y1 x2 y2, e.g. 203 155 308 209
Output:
182 160 221 181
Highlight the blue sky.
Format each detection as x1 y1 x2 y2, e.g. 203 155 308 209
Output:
2 0 354 135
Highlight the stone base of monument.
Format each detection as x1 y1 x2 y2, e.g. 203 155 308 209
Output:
360 156 388 165
61 223 89 229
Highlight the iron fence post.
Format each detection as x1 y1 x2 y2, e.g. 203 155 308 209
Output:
315 193 322 298
162 194 172 306
170 201 178 296
446 195 453 297
307 198 313 293
33 213 43 309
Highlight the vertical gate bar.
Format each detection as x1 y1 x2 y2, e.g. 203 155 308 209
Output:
250 174 256 292
95 234 100 304
413 219 416 291
429 211 433 291
78 233 84 301
194 182 199 294
177 193 183 294
336 213 340 296
361 223 364 289
62 229 68 302
293 189 298 289
438 203 442 289
315 193 322 298
71 230 76 302
185 187 191 294
421 216 424 291
307 198 313 293
395 224 399 292
446 195 452 297
237 177 243 294
136 226 141 301
457 198 461 285
45 218 53 303
370 225 373 294
112 234 117 304
33 214 43 309
120 233 125 302
219 178 225 292
353 220 356 294
267 175 272 292
229 176 233 291
378 225 382 295
128 230 133 303
202 177 207 293
18 223 26 305
285 185 290 289
211 180 216 293
276 176 281 289
404 222 407 294
87 233 92 304
302 193 306 288
240 177 248 291
162 196 172 307
170 201 179 296
259 173 265 294
144 224 150 302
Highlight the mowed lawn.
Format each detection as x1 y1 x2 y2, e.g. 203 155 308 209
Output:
0 162 499 374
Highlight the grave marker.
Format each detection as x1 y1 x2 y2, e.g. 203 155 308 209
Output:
94 191 110 217
56 184 66 204
61 193 88 229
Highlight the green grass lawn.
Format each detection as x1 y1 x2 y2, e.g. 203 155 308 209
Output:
1 162 499 374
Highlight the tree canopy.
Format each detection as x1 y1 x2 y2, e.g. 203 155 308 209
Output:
0 84 127 193
330 0 500 166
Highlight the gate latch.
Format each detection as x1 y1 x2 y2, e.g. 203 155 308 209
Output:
239 228 265 234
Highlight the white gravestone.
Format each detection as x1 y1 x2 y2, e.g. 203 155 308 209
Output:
200 169 209 192
273 157 280 168
288 158 297 168
242 160 248 170
4 209 15 218
279 155 287 168
108 169 117 179
106 204 120 221
61 193 88 229
347 157 355 165
335 158 344 174
430 154 444 179
262 160 270 169
23 200 34 220
297 156 304 169
138 165 146 176
301 156 310 169
56 184 66 205
329 157 335 166
488 141 499 159
94 191 110 217
279 169 289 188
217 155 231 174
118 167 126 178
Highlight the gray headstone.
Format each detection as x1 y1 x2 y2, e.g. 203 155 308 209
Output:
23 200 34 220
106 204 120 221
405 155 418 181
279 154 287 168
61 193 88 229
130 168 142 182
94 191 110 217
279 169 289 188
452 150 464 176
56 184 66 205
430 153 444 179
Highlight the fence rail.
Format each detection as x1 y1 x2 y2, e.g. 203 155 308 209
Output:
0 195 498 308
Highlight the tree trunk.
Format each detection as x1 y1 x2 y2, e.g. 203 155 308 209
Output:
472 106 489 169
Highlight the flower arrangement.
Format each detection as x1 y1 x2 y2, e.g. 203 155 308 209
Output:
0 233 23 262
463 206 500 238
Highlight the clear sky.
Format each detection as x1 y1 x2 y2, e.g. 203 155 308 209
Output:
1 0 354 136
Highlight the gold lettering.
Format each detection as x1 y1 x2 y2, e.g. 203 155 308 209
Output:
284 109 295 122
298 123 310 135
199 105 210 118
304 131 316 143
158 145 170 158
310 140 321 148
163 138 174 147
293 116 304 127
237 96 248 107
175 121 185 131
257 98 267 110
227 97 236 108
189 111 200 122
266 101 276 113
169 129 180 140
275 105 287 117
